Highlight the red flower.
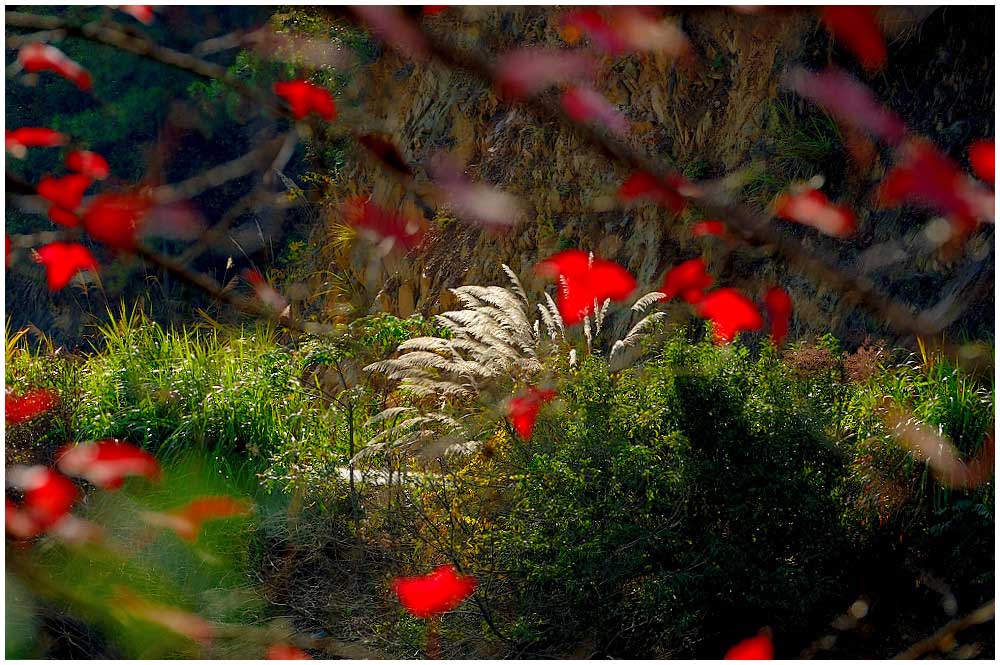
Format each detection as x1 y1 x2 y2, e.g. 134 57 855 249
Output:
968 140 994 184
692 220 727 238
725 632 774 660
5 127 67 156
6 465 79 532
661 258 714 304
561 86 629 137
18 42 92 91
392 564 477 618
535 250 636 325
66 150 110 180
696 288 763 345
48 206 81 228
142 496 253 542
274 80 337 121
56 440 161 490
764 287 793 347
81 192 152 250
508 387 557 440
618 171 687 215
821 6 887 72
35 242 99 291
37 173 92 212
774 187 856 238
343 197 426 253
267 644 311 660
5 388 59 425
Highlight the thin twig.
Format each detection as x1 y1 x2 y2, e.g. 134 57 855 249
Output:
893 599 994 659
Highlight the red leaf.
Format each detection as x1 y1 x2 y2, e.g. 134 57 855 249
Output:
697 288 763 345
774 187 857 238
81 192 152 250
37 173 92 212
5 127 67 157
392 564 477 618
661 258 714 304
116 5 155 24
66 150 110 180
535 250 637 325
618 171 687 214
725 633 774 660
821 6 887 72
6 466 79 530
428 153 524 229
560 9 689 58
18 42 92 91
786 67 906 146
692 220 727 238
358 134 413 176
875 139 993 233
969 140 994 184
423 6 449 17
5 388 59 425
343 197 426 253
267 644 311 660
273 80 337 122
115 587 215 643
351 6 430 61
496 48 597 100
56 440 161 490
764 287 793 347
559 9 627 54
6 499 42 539
561 86 630 136
36 242 99 291
242 269 289 314
508 387 557 440
142 496 253 542
48 206 81 228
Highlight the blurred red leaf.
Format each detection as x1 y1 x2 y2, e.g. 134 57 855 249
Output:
661 258 714 304
56 439 161 490
243 269 290 314
559 9 627 53
274 80 337 121
697 288 764 345
6 465 79 531
725 632 774 659
392 564 477 618
496 48 597 100
267 644 311 660
352 6 429 61
535 250 637 325
115 587 215 643
968 140 994 184
358 134 413 176
343 197 426 253
81 192 152 250
142 496 253 542
423 6 448 17
774 186 857 238
692 220 727 238
786 67 906 146
821 6 887 71
561 86 630 136
618 171 688 214
428 153 524 229
67 150 110 180
5 127 67 157
6 498 42 539
18 42 92 91
560 8 689 58
36 242 99 291
764 287 793 347
508 387 557 440
876 139 993 233
48 206 81 228
115 5 155 24
37 173 92 212
5 388 59 425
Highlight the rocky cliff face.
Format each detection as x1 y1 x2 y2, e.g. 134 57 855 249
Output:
309 6 992 347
